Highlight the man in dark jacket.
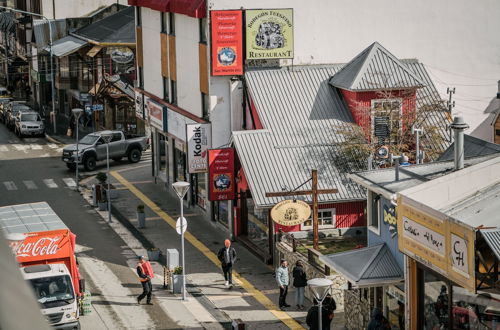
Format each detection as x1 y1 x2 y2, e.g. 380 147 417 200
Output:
306 299 331 330
367 308 390 330
136 256 153 305
217 239 236 286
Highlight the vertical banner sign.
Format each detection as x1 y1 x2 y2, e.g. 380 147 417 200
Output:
186 123 212 173
245 9 294 60
211 10 243 76
146 99 166 131
208 148 235 201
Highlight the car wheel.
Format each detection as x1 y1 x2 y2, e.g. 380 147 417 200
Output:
83 155 97 171
66 163 76 170
128 148 141 163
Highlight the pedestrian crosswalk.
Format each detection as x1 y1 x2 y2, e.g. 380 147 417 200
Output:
1 178 77 191
0 143 64 153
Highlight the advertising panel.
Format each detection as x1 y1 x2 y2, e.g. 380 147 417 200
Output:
208 148 235 201
245 9 294 60
146 98 166 131
186 123 212 173
211 10 243 76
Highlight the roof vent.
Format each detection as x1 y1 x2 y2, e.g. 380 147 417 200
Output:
450 116 469 171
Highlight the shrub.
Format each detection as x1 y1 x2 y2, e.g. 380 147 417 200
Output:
96 172 107 184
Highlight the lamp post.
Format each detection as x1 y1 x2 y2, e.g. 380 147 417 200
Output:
0 6 56 133
307 278 333 330
101 131 113 223
172 181 190 301
72 108 83 191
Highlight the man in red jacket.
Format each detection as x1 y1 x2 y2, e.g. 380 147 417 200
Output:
136 255 154 305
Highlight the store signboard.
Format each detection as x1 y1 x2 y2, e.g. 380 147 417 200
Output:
245 9 294 60
186 123 211 173
167 108 196 142
146 98 166 131
208 148 235 201
135 91 144 119
397 195 476 293
211 10 243 76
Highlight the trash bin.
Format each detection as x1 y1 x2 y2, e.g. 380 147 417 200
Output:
166 249 179 270
147 248 160 261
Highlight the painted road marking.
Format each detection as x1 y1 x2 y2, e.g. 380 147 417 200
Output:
12 144 28 151
62 178 76 187
23 180 38 190
29 144 43 150
111 171 305 330
47 143 59 149
43 179 58 188
0 145 8 152
3 181 17 190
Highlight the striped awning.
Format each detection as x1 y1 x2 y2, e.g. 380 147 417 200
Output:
481 229 500 261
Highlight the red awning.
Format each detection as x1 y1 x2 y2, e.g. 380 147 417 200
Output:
132 0 205 18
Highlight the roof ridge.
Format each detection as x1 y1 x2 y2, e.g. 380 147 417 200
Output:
357 243 385 280
350 42 381 90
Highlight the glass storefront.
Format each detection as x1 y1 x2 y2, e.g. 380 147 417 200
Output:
214 201 229 227
421 269 450 329
386 285 405 329
195 173 207 210
246 197 269 254
174 141 187 182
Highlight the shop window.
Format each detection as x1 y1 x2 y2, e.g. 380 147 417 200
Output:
368 191 380 234
171 80 177 105
161 12 167 33
135 7 141 27
201 92 209 120
196 173 207 210
301 209 336 230
420 269 450 329
246 197 269 253
199 18 207 44
163 77 169 101
386 285 405 329
496 129 500 136
371 99 402 144
214 200 229 227
169 13 175 36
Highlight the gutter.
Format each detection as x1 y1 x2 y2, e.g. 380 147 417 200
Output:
69 32 135 47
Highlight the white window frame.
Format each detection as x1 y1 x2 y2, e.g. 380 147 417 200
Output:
368 190 380 235
301 208 336 230
371 98 403 143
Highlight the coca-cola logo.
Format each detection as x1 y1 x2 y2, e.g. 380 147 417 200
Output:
15 236 61 257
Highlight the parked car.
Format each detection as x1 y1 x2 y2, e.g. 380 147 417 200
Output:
0 97 13 123
62 130 149 171
0 86 11 98
6 103 33 130
14 111 45 137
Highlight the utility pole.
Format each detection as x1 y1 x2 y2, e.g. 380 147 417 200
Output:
265 169 338 250
447 87 456 113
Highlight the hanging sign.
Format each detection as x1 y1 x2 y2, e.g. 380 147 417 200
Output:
211 10 243 76
146 98 167 131
245 9 294 60
109 47 135 64
271 200 311 226
187 123 212 173
208 148 235 201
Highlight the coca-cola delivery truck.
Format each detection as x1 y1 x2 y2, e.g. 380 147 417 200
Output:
0 202 82 329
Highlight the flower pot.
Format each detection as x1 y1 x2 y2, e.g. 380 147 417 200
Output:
98 201 107 211
147 248 160 261
172 274 184 294
137 212 146 228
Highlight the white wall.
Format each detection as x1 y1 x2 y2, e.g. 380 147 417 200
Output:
175 14 202 117
211 0 500 140
141 8 163 99
42 0 128 19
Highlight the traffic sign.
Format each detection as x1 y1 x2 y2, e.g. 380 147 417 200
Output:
176 217 187 235
92 104 104 111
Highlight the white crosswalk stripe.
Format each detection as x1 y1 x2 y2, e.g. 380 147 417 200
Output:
3 181 17 190
12 144 28 151
62 178 76 187
29 144 43 150
47 143 59 149
23 180 38 190
43 179 58 188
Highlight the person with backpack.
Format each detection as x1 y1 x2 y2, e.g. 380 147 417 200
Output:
292 260 307 310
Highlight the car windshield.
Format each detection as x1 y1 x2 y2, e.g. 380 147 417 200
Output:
29 275 75 309
79 134 99 145
21 114 40 122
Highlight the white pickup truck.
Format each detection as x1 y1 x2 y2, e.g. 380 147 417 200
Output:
62 130 149 171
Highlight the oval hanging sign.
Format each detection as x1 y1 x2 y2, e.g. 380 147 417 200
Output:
110 47 134 64
271 200 311 226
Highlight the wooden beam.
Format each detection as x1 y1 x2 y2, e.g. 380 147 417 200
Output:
265 189 338 197
312 169 319 250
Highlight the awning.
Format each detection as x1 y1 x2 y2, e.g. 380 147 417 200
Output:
132 0 205 18
481 229 500 261
319 244 404 287
43 35 87 57
86 45 102 57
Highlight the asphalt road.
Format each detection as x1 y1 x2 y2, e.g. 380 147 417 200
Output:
0 122 176 329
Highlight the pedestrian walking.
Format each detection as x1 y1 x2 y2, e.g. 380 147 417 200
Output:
306 299 332 330
292 260 307 310
367 307 390 330
217 239 236 286
136 255 154 305
276 259 290 309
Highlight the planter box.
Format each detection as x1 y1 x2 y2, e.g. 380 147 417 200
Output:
172 274 184 294
137 212 146 228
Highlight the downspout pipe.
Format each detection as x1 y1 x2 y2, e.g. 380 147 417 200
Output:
450 116 469 171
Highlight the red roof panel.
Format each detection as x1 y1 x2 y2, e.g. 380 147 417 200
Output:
132 0 205 18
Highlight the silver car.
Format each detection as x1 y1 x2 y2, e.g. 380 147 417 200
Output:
6 103 32 129
14 111 45 137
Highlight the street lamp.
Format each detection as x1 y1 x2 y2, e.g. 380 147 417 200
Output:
172 181 190 301
307 278 333 330
101 131 113 223
72 108 83 192
0 6 56 133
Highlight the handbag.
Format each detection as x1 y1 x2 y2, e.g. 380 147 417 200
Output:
66 128 72 137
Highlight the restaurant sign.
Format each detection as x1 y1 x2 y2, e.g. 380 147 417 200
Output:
245 9 294 59
208 148 235 201
271 200 311 226
186 123 211 173
397 195 476 292
211 10 243 76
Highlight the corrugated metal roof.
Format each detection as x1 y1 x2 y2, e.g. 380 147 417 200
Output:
319 244 403 287
32 19 67 49
0 202 67 234
329 42 426 91
481 229 500 261
43 35 87 57
437 134 500 161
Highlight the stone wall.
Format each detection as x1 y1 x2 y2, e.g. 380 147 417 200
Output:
344 289 371 330
276 242 347 311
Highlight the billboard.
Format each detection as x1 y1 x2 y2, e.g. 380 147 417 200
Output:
245 9 294 60
187 123 212 173
211 10 243 76
146 98 166 131
208 148 235 201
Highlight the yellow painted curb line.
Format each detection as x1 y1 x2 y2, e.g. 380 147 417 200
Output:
111 171 305 330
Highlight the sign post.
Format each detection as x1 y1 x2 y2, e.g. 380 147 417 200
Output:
265 169 337 250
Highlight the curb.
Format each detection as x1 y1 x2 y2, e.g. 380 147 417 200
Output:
45 133 64 145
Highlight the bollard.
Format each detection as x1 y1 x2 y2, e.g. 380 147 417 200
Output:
231 319 245 330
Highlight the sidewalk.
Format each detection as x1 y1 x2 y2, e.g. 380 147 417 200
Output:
80 163 346 330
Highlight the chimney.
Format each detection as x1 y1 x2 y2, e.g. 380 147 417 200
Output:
450 116 469 170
